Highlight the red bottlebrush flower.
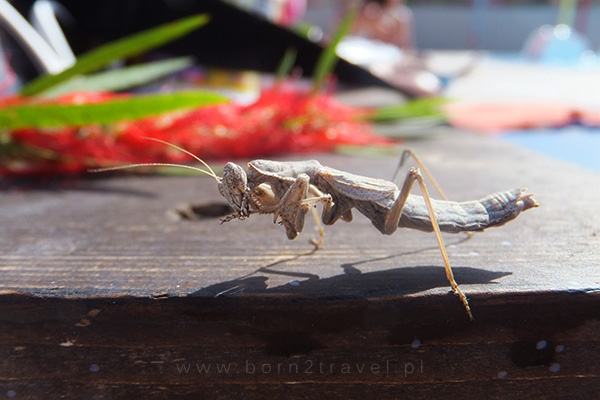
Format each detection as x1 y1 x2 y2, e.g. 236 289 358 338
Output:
1 84 390 176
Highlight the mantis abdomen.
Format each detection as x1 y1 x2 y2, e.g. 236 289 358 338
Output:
394 188 537 233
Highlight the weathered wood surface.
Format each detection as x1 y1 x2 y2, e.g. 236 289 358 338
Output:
1 129 597 298
1 130 599 399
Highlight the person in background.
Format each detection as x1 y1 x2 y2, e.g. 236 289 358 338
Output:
347 0 443 97
352 0 414 52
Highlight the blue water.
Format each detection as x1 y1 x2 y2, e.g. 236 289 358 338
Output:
503 128 600 171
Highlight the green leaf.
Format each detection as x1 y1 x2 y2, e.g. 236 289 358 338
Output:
368 98 448 123
276 47 297 81
20 14 210 96
40 57 194 97
0 91 227 129
311 7 357 92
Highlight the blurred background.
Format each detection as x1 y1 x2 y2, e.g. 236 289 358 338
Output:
302 0 600 52
1 0 598 173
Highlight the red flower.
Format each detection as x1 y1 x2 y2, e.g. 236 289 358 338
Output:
2 84 389 175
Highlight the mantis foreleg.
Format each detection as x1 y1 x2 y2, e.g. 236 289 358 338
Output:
255 174 332 243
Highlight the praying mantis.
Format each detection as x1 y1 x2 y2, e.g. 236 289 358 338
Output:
93 138 539 320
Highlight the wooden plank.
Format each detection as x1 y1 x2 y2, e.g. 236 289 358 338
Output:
0 293 598 398
1 129 599 398
1 129 597 298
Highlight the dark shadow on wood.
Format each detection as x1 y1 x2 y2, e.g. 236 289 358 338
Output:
191 233 506 298
170 202 233 220
192 265 510 299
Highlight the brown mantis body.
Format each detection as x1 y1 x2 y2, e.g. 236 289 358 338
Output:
93 139 539 320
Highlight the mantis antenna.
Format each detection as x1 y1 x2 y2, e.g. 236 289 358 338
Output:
88 137 221 182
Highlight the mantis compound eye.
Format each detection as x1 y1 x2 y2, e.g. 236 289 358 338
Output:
219 162 248 212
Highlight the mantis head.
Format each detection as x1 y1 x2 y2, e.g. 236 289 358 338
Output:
218 162 249 217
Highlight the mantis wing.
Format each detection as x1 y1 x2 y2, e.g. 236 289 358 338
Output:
316 167 398 202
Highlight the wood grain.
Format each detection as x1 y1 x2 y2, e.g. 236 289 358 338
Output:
1 129 599 399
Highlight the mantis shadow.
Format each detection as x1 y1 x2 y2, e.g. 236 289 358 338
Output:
191 234 512 298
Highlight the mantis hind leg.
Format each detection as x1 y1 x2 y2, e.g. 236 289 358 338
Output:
393 149 474 239
386 167 474 321
392 149 448 201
